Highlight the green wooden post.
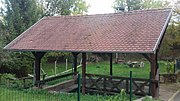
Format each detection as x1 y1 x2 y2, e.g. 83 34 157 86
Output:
149 72 151 95
130 71 132 101
77 73 81 101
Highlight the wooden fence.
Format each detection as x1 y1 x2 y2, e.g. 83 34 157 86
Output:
85 73 151 96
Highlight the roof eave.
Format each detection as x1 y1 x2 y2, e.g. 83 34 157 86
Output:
3 48 154 54
153 8 173 54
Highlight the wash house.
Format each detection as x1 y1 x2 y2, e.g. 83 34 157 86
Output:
4 8 172 98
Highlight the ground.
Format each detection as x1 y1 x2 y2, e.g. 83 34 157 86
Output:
159 83 180 101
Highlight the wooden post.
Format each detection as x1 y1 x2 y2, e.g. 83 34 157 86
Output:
150 53 159 98
66 59 68 70
130 71 132 101
82 52 86 94
77 73 81 101
55 61 57 75
72 52 79 73
142 53 159 98
115 53 118 63
32 52 46 86
110 53 113 75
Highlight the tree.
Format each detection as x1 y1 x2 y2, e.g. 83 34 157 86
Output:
71 0 89 15
159 2 180 58
2 0 44 43
142 0 169 9
44 0 89 16
113 0 169 11
0 0 44 77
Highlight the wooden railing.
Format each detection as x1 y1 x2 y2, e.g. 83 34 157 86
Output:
5 74 47 88
85 73 156 96
38 72 78 86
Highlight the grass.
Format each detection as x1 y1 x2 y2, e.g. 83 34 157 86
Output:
85 61 167 78
0 86 137 101
42 61 167 79
41 62 73 76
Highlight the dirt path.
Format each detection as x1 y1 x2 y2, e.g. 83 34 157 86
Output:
159 83 180 101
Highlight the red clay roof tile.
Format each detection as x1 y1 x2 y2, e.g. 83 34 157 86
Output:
4 8 172 53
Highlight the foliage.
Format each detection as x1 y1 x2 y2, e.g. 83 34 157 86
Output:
166 61 174 73
0 0 44 77
141 0 169 9
44 0 89 16
0 52 34 77
1 0 44 43
113 0 169 11
105 89 136 101
159 2 180 57
0 73 15 84
0 73 33 88
71 0 89 15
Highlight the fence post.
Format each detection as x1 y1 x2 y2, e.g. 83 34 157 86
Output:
77 73 81 101
130 71 132 101
174 63 176 74
149 72 151 95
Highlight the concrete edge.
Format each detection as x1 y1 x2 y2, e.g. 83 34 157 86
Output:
168 89 180 101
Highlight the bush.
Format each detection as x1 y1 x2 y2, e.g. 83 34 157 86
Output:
0 73 16 85
0 73 33 88
105 89 136 101
0 52 34 78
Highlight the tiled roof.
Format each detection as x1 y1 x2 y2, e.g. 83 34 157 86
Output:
4 8 172 53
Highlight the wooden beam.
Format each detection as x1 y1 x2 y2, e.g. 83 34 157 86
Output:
141 53 152 63
82 52 86 94
32 52 46 86
72 52 79 74
110 53 113 75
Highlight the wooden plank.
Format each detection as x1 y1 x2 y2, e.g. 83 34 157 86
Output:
85 73 149 81
39 72 77 84
44 79 76 91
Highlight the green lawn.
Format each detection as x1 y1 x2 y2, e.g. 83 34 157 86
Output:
41 62 73 76
42 61 167 79
85 61 167 78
